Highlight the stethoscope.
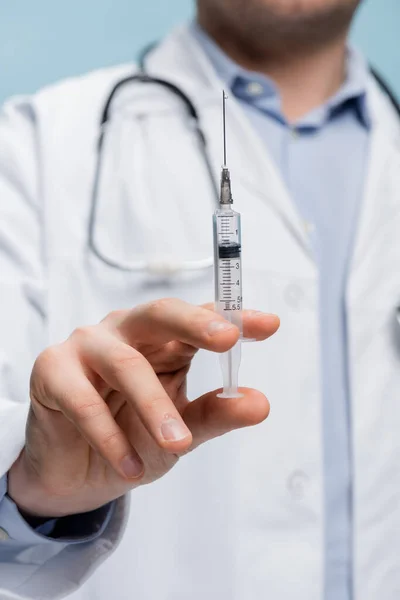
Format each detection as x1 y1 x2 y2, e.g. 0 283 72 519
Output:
88 44 400 276
88 43 219 275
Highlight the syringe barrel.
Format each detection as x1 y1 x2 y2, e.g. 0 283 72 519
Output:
213 206 243 398
213 206 243 335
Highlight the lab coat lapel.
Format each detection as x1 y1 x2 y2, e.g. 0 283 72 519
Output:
145 25 313 258
348 78 400 289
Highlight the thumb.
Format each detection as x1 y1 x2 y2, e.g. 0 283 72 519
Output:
183 388 270 450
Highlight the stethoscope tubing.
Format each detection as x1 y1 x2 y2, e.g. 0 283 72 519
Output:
88 44 219 273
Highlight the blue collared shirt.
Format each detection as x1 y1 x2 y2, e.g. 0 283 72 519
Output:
191 21 371 600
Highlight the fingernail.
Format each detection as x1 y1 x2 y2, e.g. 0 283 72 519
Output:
207 320 236 336
121 453 143 479
161 418 190 442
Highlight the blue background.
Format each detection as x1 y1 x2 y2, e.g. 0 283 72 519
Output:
0 0 398 103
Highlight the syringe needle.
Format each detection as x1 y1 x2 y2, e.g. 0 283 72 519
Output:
222 90 228 167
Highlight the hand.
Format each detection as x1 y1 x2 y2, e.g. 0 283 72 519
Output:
8 299 279 518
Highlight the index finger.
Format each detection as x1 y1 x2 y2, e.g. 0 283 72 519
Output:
201 303 280 342
117 298 279 352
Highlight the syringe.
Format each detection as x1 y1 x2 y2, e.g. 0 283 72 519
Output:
213 91 243 399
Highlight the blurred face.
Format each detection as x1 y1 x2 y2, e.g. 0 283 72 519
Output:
197 0 362 54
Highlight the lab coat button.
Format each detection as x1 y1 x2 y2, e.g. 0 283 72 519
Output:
284 284 304 309
245 82 264 97
287 471 309 500
0 527 9 540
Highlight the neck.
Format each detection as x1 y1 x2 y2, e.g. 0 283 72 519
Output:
198 17 349 123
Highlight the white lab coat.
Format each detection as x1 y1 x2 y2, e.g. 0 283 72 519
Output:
0 24 400 600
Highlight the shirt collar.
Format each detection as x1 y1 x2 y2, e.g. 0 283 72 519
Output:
190 21 371 130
